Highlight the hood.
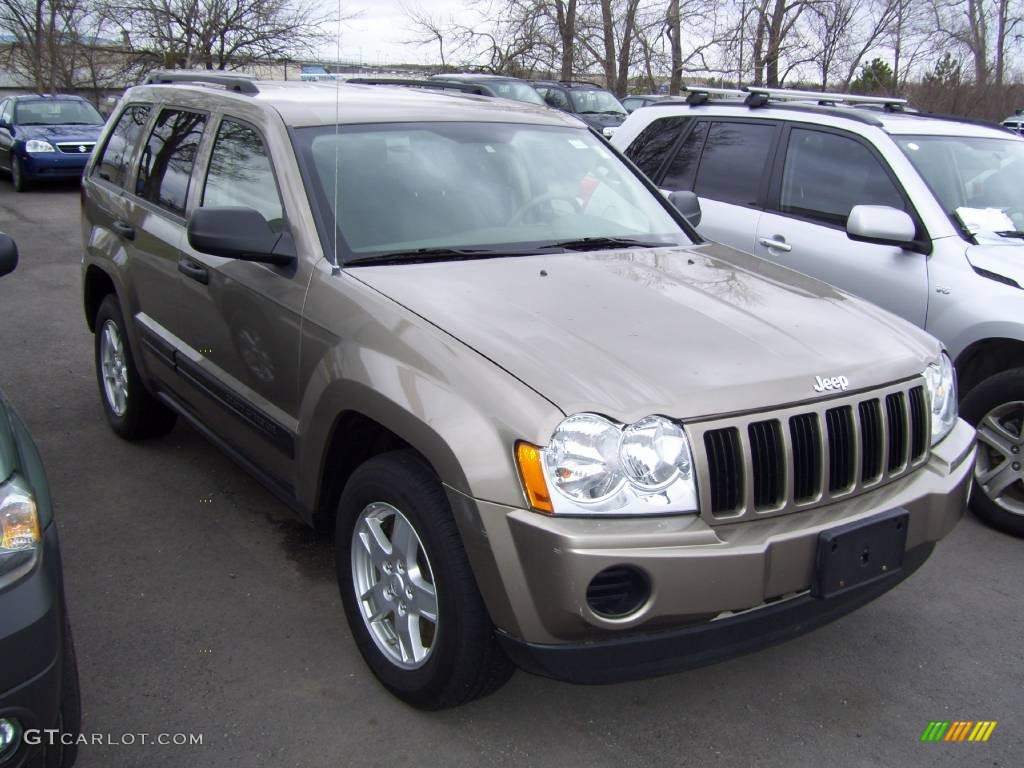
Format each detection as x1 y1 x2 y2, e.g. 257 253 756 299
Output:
0 392 19 482
16 123 103 144
579 112 626 128
965 242 1024 287
352 243 939 422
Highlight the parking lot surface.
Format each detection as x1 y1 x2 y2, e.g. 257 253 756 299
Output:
0 181 1021 767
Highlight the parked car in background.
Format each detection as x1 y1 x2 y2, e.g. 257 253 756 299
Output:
0 95 105 192
622 94 673 113
300 65 337 82
531 80 628 133
0 233 81 767
614 85 1024 536
429 73 545 105
1003 109 1023 135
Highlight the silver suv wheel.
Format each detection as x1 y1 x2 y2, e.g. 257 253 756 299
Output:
351 501 438 669
99 319 128 417
975 401 1024 518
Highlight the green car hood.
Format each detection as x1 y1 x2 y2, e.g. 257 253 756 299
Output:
0 391 17 483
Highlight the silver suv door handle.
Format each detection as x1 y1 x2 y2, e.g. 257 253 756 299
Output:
759 237 792 253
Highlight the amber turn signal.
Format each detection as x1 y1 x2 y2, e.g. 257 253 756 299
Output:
515 441 553 513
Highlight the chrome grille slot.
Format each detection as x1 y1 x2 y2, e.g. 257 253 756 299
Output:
858 399 883 483
748 419 783 509
789 413 822 503
885 392 909 471
908 386 927 461
826 406 855 492
703 427 742 515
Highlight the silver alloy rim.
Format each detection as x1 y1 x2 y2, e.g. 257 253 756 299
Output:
99 319 129 417
351 502 438 669
975 401 1024 517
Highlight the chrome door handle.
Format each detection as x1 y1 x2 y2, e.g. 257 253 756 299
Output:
758 237 792 252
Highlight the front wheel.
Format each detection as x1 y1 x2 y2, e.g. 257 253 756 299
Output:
961 368 1024 537
336 451 513 709
11 156 29 192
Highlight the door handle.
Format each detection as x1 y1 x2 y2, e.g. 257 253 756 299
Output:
177 258 209 285
111 220 135 240
758 236 792 253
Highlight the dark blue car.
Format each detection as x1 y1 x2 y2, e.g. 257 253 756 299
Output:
0 95 105 192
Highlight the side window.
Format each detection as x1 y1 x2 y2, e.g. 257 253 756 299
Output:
202 118 284 230
780 128 905 227
136 108 207 216
624 116 691 179
94 105 151 188
543 88 571 111
0 100 12 126
662 121 709 190
691 122 775 206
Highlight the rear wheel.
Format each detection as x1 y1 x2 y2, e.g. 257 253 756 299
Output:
94 295 176 439
336 451 513 709
961 368 1024 537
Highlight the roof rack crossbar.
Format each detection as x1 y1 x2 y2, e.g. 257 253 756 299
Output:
744 86 908 108
345 77 487 95
682 85 746 106
144 70 259 94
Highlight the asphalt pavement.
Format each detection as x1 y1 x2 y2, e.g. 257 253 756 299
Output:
0 179 1021 768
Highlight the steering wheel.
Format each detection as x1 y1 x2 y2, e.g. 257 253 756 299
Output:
509 193 582 225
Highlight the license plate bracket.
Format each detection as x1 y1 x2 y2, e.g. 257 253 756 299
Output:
812 509 908 599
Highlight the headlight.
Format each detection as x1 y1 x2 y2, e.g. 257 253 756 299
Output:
25 139 55 153
923 353 957 445
0 479 40 579
518 413 699 515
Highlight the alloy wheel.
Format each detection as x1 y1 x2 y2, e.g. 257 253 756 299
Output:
99 319 129 417
974 401 1024 518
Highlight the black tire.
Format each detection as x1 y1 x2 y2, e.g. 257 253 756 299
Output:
960 368 1024 537
94 295 176 439
11 156 29 192
335 450 513 709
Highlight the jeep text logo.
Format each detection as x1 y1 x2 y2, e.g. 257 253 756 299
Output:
813 375 849 393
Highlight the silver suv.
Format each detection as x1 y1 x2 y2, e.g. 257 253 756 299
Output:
614 86 1024 536
81 72 973 708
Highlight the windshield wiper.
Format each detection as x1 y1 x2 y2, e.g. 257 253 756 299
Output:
535 236 668 252
345 246 538 266
995 230 1024 239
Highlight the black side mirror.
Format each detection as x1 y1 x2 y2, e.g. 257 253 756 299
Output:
187 207 295 266
0 233 18 277
668 190 702 228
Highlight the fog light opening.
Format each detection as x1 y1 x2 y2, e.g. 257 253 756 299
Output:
0 718 22 763
586 565 650 619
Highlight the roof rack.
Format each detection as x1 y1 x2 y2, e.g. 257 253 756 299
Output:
558 79 603 88
745 86 908 111
682 85 746 105
345 77 488 95
144 70 260 94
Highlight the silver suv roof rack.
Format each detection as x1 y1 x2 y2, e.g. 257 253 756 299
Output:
682 86 747 105
744 86 908 110
144 70 260 95
345 77 489 95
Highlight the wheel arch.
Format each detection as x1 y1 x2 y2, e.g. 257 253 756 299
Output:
954 337 1024 397
83 263 118 332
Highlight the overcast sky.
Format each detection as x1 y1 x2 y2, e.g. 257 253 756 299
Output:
330 0 471 66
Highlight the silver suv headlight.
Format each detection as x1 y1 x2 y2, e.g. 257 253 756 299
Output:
516 412 699 515
0 478 41 580
923 353 957 445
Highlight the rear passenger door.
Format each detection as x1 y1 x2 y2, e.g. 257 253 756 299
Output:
638 117 779 254
755 125 928 326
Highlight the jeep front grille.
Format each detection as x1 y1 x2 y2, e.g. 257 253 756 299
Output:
691 379 929 522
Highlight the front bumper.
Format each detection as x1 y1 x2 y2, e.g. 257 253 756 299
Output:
0 524 65 767
450 418 975 678
19 152 89 179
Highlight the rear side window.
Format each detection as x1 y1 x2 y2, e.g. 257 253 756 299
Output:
202 118 284 230
780 128 904 227
136 108 207 216
624 116 690 179
662 121 709 190
691 122 774 206
94 105 151 188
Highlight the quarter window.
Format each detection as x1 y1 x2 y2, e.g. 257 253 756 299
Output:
94 105 151 188
662 121 709 190
136 108 207 216
780 128 905 227
625 116 691 179
202 119 284 230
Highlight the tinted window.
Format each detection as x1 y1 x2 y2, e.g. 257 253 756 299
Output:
781 128 904 227
540 88 571 111
692 122 774 206
662 121 709 190
203 119 283 230
136 109 206 216
94 105 151 188
625 116 691 179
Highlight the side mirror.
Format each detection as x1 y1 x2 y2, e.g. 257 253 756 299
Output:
668 190 702 228
187 207 295 266
846 205 917 249
0 233 18 277
0 118 8 130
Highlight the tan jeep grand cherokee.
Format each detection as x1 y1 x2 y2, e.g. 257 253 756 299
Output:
80 72 974 709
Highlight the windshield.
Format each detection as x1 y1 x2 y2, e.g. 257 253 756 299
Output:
488 81 545 106
296 121 691 262
15 99 103 126
896 135 1024 238
570 89 626 115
